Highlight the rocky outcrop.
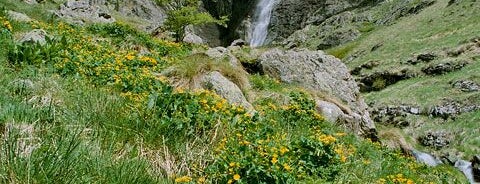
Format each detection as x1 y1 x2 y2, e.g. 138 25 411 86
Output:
259 48 375 137
452 80 480 92
55 1 115 25
429 102 480 120
268 0 367 43
284 11 362 49
422 60 468 75
358 69 415 92
197 71 253 111
418 131 452 149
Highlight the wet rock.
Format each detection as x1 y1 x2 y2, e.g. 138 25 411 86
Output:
455 160 478 184
55 0 115 25
418 131 451 149
259 48 375 136
452 80 479 92
440 153 459 165
473 155 480 182
230 39 247 47
18 29 48 45
422 60 468 75
358 69 415 92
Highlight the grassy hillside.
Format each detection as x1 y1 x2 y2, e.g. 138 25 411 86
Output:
335 0 480 159
0 0 472 183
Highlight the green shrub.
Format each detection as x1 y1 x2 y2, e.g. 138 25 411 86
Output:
164 6 227 41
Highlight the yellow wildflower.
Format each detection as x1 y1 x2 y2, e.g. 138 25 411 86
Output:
229 162 236 167
319 134 336 145
233 174 241 181
271 155 278 164
197 177 206 183
174 176 192 183
283 163 291 171
280 147 289 155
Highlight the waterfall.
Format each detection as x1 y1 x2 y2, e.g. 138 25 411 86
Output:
250 0 277 47
411 150 442 167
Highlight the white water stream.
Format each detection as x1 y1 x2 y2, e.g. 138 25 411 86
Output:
250 0 277 47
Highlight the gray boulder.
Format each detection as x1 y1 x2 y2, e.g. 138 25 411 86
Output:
197 71 253 111
315 100 344 123
205 47 241 67
183 25 204 44
259 48 375 136
7 11 32 22
18 29 48 45
55 0 115 25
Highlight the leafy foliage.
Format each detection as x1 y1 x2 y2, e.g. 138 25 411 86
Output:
164 6 228 40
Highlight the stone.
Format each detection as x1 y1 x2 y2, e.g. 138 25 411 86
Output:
452 80 479 92
205 47 240 67
417 53 437 62
9 79 34 94
429 102 480 120
198 71 253 111
259 48 375 136
183 25 204 44
18 29 48 45
418 131 451 149
422 60 468 75
183 32 205 45
316 100 344 123
230 39 247 47
55 0 115 25
7 11 32 22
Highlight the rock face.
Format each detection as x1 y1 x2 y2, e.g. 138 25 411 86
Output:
259 48 375 136
201 0 256 45
472 155 480 182
284 11 362 49
198 71 253 111
55 1 115 25
183 25 204 44
18 29 48 45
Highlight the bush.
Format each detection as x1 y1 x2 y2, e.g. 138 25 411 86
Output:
164 6 227 41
